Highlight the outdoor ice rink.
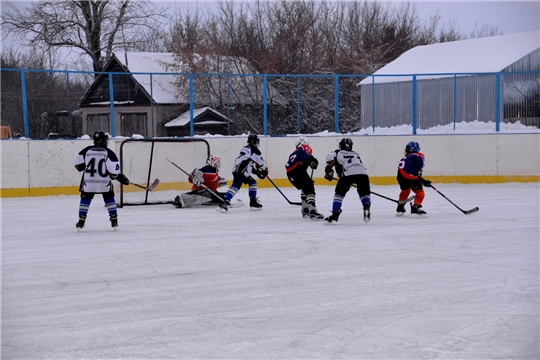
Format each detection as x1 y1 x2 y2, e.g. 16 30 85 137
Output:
2 182 539 359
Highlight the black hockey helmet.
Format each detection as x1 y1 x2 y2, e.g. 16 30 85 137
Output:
339 137 353 151
247 134 260 145
93 130 108 148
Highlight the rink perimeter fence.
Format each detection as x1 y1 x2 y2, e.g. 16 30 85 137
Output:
0 68 539 139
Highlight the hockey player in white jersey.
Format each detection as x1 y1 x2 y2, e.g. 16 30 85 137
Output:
323 138 371 224
74 131 130 230
217 134 268 212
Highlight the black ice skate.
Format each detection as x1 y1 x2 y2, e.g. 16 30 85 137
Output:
410 204 427 217
324 209 342 225
249 197 263 211
75 215 86 230
216 200 231 213
309 208 324 221
110 214 118 229
396 203 406 216
302 206 310 219
174 195 183 208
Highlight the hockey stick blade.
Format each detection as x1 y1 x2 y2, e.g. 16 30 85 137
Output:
129 178 159 191
266 176 302 206
463 207 480 215
429 185 479 215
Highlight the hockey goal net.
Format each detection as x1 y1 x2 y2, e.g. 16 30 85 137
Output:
116 138 210 206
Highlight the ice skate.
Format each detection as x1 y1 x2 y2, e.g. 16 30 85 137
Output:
249 197 263 211
363 204 371 223
75 215 86 231
396 203 406 216
411 204 427 218
302 206 310 219
324 209 342 225
110 214 118 229
216 200 231 213
173 195 183 208
309 209 324 221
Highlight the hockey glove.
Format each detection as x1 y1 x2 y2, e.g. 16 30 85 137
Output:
309 157 319 170
253 167 268 179
191 168 204 186
324 170 334 181
421 178 432 187
218 177 228 187
116 173 130 185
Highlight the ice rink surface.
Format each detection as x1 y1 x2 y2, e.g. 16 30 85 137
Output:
2 183 539 359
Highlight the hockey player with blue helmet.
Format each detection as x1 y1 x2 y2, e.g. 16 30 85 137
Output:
396 141 432 217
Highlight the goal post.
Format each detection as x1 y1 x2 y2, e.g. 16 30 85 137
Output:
117 138 210 206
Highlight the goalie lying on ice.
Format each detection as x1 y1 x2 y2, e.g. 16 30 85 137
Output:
174 155 228 208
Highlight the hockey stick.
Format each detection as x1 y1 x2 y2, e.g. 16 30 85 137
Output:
429 184 479 215
332 177 413 204
266 176 302 206
128 178 160 191
165 158 225 202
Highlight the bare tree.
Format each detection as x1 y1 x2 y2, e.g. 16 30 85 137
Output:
1 0 170 74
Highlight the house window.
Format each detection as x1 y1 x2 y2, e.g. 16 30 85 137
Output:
87 114 110 135
120 113 147 137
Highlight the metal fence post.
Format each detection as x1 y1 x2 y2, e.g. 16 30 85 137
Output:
495 72 501 132
334 75 339 133
20 69 29 138
108 73 116 137
412 75 417 135
189 74 194 136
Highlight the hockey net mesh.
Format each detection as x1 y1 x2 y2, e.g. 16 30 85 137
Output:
117 139 210 206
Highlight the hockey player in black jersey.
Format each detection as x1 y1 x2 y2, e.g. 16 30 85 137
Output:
74 131 130 230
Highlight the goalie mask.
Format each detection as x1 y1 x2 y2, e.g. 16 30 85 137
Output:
207 155 221 171
93 130 108 148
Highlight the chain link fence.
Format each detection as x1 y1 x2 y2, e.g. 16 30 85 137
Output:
1 68 538 139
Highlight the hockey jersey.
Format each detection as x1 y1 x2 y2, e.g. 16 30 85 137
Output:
231 144 267 177
326 149 368 177
74 145 120 193
189 165 220 192
398 152 425 180
285 147 313 173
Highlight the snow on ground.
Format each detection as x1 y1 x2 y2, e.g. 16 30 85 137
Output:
1 183 539 359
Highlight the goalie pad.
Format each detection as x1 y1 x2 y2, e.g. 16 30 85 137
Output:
176 193 212 208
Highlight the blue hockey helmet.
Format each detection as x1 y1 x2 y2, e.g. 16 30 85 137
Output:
405 141 420 154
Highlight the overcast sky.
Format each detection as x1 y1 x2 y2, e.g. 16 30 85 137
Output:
1 0 538 69
162 0 539 35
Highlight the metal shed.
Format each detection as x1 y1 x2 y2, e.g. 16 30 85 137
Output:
359 32 540 132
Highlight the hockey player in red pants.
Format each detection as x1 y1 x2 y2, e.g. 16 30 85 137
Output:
396 141 432 217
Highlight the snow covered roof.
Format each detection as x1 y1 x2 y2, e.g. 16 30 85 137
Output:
113 52 284 105
359 31 539 85
164 107 230 128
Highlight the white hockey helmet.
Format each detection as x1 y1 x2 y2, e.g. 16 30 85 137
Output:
295 135 308 148
207 154 221 171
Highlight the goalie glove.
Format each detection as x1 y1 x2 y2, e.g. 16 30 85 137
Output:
324 169 334 181
218 177 228 187
190 168 204 186
116 173 130 185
